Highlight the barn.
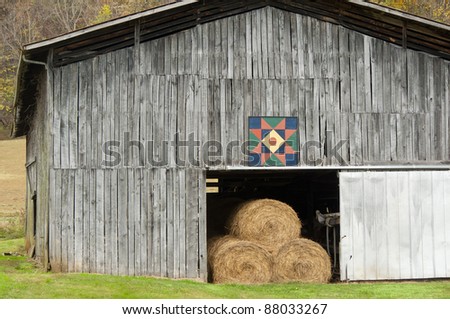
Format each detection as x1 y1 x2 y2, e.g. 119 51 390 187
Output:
13 0 450 281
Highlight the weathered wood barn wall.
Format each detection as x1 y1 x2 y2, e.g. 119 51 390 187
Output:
13 0 450 280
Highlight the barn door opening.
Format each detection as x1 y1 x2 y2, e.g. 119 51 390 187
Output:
206 169 341 282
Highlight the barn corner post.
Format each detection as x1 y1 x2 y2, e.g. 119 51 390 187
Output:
44 48 55 271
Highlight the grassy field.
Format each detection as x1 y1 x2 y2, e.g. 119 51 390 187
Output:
0 138 26 240
0 239 449 299
1 138 450 299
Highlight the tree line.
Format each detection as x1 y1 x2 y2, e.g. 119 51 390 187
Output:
0 0 448 135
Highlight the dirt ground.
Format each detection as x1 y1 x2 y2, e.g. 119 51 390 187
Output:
0 139 26 214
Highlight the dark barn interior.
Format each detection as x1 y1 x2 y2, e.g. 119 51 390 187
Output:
206 170 341 276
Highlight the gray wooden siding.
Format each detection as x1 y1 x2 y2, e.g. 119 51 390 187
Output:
51 7 450 170
48 168 206 278
340 171 450 281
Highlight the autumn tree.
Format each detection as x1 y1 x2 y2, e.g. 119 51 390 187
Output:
371 0 450 24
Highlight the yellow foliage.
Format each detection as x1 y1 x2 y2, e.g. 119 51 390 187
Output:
92 4 113 25
371 0 450 25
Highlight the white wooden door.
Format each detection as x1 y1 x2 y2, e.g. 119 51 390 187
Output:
339 171 450 281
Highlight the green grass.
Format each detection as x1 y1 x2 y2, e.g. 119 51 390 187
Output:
0 211 25 240
1 239 449 299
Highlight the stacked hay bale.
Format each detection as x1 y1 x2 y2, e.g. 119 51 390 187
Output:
208 198 331 284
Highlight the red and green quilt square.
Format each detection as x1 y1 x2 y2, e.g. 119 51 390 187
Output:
248 116 299 166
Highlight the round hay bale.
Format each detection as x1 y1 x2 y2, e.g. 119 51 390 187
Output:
208 235 273 284
227 199 301 253
273 238 331 283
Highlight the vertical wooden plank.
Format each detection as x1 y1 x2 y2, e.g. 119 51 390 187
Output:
172 168 180 278
297 79 306 164
355 34 366 113
238 12 246 80
304 80 315 165
198 170 207 281
179 169 186 278
267 8 275 79
360 173 378 279
60 67 70 168
109 169 118 275
431 171 447 278
338 172 353 280
382 114 391 162
167 34 176 75
397 172 412 279
342 172 365 280
81 170 90 272
207 20 215 78
109 170 119 275
442 172 450 278
274 9 283 79
200 24 209 78
279 9 287 79
134 169 142 275
375 172 388 279
95 170 105 274
48 168 56 270
219 19 227 78
160 168 168 277
166 169 175 278
96 56 107 168
312 19 322 79
408 172 424 278
213 20 222 79
66 170 75 272
385 172 401 279
245 13 253 79
382 42 392 114
251 10 259 79
88 169 96 272
339 27 350 112
74 170 83 272
118 169 128 275
186 168 199 279
349 32 358 113
420 172 435 278
352 113 363 165
290 13 299 79
370 39 380 113
151 168 160 276
127 168 135 276
119 50 129 167
407 51 420 113
53 68 61 169
104 169 112 274
260 8 269 78
52 169 62 272
145 169 153 275
68 63 79 169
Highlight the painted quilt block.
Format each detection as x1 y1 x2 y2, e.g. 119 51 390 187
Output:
248 116 299 167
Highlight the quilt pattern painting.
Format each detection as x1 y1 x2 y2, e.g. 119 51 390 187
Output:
248 117 299 167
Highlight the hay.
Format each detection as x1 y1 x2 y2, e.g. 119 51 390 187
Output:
227 199 301 253
273 238 331 283
207 235 273 284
